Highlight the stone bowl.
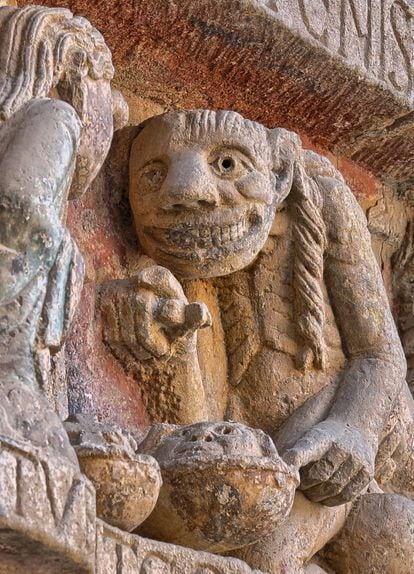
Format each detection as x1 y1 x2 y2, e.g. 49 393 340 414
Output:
78 450 162 532
137 453 298 553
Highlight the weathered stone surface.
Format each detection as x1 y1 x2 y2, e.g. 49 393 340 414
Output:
1 3 414 574
137 422 298 552
0 444 96 574
17 0 414 191
97 107 414 572
323 493 414 573
0 436 264 574
96 521 265 574
65 416 162 532
0 3 127 462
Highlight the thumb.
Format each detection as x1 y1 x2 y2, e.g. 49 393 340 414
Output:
282 434 331 469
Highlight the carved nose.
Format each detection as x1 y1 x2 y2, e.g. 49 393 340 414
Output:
161 157 219 211
188 429 215 443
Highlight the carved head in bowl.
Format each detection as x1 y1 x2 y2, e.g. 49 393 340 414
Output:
137 421 299 553
130 110 299 279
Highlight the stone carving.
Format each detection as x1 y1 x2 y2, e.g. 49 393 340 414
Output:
0 3 127 463
0 441 264 574
258 0 414 100
96 521 266 574
0 5 167 571
136 422 298 552
0 442 97 573
101 109 414 572
0 8 262 573
65 415 162 532
1 2 413 573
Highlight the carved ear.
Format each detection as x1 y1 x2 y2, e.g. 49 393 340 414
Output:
303 148 345 183
252 428 279 457
267 127 302 202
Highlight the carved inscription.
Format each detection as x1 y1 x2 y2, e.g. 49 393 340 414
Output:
259 0 414 99
96 522 265 574
0 446 96 572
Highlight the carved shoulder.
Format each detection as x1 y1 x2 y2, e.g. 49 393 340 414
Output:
303 149 371 259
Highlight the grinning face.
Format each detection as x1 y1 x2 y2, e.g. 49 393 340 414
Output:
129 110 291 279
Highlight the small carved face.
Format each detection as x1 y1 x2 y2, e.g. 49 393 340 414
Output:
130 110 290 279
140 421 279 465
137 421 299 553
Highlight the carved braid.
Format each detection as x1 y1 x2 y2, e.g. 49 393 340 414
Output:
290 163 327 371
0 5 113 120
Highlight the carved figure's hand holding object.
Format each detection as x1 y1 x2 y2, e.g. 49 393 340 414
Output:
283 419 375 506
102 264 211 361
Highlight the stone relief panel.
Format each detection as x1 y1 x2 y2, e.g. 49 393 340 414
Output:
101 108 414 572
0 3 126 463
0 5 276 574
258 0 414 101
0 3 414 574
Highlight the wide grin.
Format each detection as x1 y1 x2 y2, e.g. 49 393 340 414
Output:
165 219 249 249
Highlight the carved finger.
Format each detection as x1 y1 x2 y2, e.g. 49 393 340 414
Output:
137 266 186 300
299 444 349 490
322 468 372 507
301 455 360 503
282 431 332 469
183 302 212 331
156 299 187 328
156 300 212 338
133 292 170 358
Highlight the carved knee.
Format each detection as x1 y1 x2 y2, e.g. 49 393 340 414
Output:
323 492 414 573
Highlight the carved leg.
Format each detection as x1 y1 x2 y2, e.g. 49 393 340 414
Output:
323 492 414 573
231 491 350 573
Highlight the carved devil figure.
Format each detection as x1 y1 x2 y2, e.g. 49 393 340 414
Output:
101 109 414 573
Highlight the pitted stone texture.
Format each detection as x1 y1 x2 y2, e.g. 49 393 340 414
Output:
322 493 414 573
96 521 265 574
0 3 127 460
0 443 96 574
137 422 298 553
65 416 162 532
18 0 414 190
102 108 414 571
0 438 265 574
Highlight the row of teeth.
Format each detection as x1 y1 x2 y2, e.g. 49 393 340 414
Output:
166 220 248 248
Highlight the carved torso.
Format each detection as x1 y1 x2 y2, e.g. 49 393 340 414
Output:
191 209 345 438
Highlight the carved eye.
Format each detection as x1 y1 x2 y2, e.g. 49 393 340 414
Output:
218 157 235 173
138 161 167 194
209 149 251 179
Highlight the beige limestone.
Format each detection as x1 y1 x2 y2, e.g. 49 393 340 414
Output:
1 2 414 574
65 416 162 532
100 108 414 572
137 422 299 552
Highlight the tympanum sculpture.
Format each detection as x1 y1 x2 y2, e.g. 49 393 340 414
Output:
102 109 414 573
1 3 414 573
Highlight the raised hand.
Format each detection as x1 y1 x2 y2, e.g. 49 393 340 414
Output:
102 265 212 362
